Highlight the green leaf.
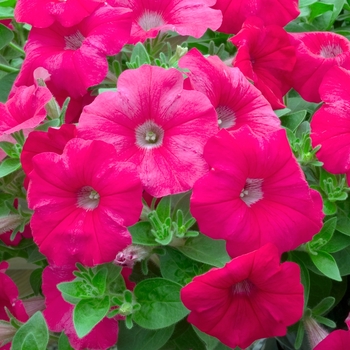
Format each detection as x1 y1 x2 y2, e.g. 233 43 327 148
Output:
323 199 337 216
313 315 336 328
0 23 13 50
309 2 334 21
309 217 337 251
178 234 230 267
335 209 350 236
133 278 189 329
12 312 49 350
332 245 350 275
299 0 318 6
322 231 350 253
310 250 342 281
294 321 305 350
73 295 110 338
312 296 335 316
58 333 74 350
280 110 307 132
192 326 219 350
129 221 157 246
0 7 13 19
156 196 171 222
58 281 96 300
117 320 174 350
290 252 310 306
0 72 17 102
29 268 43 295
159 246 209 285
130 42 151 66
0 158 21 177
91 267 108 295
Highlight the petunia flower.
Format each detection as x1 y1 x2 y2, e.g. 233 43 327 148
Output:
42 265 119 350
0 84 52 135
14 5 132 98
0 261 28 349
212 0 299 34
27 138 143 266
178 48 281 135
15 0 104 28
181 244 304 349
311 66 350 183
290 31 350 102
314 313 350 350
190 127 324 257
230 17 296 109
78 64 218 198
108 0 222 44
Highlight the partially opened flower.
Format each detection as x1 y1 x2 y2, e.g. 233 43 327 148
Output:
231 17 296 109
212 0 299 34
0 261 28 349
42 265 119 350
190 127 324 257
78 64 218 197
108 0 222 43
15 0 104 28
15 6 132 98
311 66 350 183
181 244 304 349
290 31 350 102
0 84 52 135
27 138 143 266
178 48 280 135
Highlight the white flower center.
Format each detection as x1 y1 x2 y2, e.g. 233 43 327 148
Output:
232 280 255 296
77 186 100 211
138 10 165 31
64 30 85 50
240 178 263 207
319 43 343 58
135 120 164 149
216 105 236 129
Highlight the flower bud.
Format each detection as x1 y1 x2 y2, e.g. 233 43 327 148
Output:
305 316 329 349
114 245 149 268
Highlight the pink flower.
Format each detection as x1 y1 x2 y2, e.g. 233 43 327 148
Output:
0 84 52 135
181 244 304 349
0 261 28 349
231 17 296 109
108 0 222 44
15 0 103 28
0 225 32 247
42 265 118 350
78 65 218 197
190 127 324 257
311 66 350 183
21 124 77 176
290 31 350 102
178 48 280 135
213 0 299 35
314 313 350 350
27 138 143 266
15 6 131 98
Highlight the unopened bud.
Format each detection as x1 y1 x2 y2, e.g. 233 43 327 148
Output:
0 215 22 235
304 316 329 349
114 245 149 268
22 297 45 317
0 320 17 347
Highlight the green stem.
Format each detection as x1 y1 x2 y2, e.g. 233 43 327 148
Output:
0 63 19 73
8 42 25 55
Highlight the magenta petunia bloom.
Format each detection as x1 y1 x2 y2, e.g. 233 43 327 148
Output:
0 84 52 135
230 17 296 109
27 138 143 266
290 31 350 102
15 6 132 98
181 244 304 349
15 0 104 28
314 314 350 350
108 0 222 43
178 48 281 135
190 127 324 257
310 66 350 185
21 124 77 176
42 265 119 350
78 64 218 197
213 0 299 34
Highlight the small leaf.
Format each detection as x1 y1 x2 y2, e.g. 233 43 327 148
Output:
130 42 151 66
129 221 157 246
178 234 230 267
0 158 21 177
193 326 219 350
57 281 95 300
294 321 305 350
309 2 334 21
312 297 335 316
0 23 13 50
156 196 171 222
313 315 336 328
280 110 307 131
12 312 49 350
91 267 108 295
58 332 74 350
73 296 110 338
29 268 43 295
133 278 189 329
310 250 342 281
